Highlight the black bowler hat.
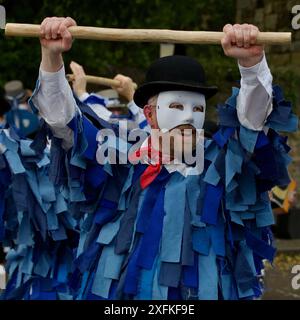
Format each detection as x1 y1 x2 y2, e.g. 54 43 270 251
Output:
134 55 218 108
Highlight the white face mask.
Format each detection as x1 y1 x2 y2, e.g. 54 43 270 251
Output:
156 91 206 131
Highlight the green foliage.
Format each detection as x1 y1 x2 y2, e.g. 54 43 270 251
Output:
1 0 298 116
0 0 236 97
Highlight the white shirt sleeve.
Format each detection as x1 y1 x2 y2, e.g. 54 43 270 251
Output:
78 92 90 102
31 65 79 150
81 93 112 122
236 54 273 131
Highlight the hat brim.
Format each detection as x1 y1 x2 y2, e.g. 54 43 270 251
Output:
133 81 218 108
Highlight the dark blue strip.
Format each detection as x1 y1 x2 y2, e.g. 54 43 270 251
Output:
136 187 166 270
201 183 223 226
245 229 276 262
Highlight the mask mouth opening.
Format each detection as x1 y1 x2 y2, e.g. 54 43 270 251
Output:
159 123 197 133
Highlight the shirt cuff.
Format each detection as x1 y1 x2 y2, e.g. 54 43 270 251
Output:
79 92 90 102
39 64 65 81
127 100 139 115
238 54 270 82
238 53 273 97
39 64 69 94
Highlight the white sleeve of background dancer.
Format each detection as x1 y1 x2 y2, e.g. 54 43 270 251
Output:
236 54 273 131
31 65 79 150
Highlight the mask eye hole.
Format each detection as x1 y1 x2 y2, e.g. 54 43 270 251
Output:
169 103 184 110
193 105 204 112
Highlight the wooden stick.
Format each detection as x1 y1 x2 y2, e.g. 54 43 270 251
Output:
67 74 138 89
5 23 291 45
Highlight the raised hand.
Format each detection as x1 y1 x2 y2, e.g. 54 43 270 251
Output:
40 17 77 72
112 74 135 102
40 17 76 53
69 61 87 97
221 23 264 67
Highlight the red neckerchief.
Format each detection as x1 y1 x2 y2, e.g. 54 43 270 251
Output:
129 138 165 189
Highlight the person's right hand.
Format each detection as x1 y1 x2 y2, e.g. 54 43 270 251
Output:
40 17 77 54
112 74 135 102
69 61 87 97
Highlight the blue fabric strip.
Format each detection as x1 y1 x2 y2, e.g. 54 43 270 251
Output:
0 190 5 241
255 131 270 149
46 206 59 231
136 186 166 269
181 204 194 266
20 248 34 275
17 212 34 246
204 140 220 162
152 258 168 300
118 165 135 211
97 215 122 245
226 192 249 212
230 211 244 226
201 183 223 226
198 247 218 300
136 256 158 300
239 126 259 153
210 218 226 257
0 130 18 152
51 223 68 241
82 116 99 161
255 202 275 228
168 287 182 300
139 119 148 129
217 103 240 127
115 182 142 255
183 253 198 288
203 163 220 186
213 127 235 148
185 175 202 215
245 229 276 263
84 94 106 107
159 262 181 287
20 139 36 157
33 252 51 278
74 241 101 273
234 241 256 299
238 165 257 205
37 154 50 169
4 150 26 174
160 173 186 263
136 181 164 234
104 250 124 280
123 236 142 295
221 274 235 300
192 227 210 255
91 245 113 298
225 139 243 188
38 173 56 203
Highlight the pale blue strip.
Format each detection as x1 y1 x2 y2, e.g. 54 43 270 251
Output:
198 246 218 300
161 173 186 263
97 215 122 245
91 245 113 298
152 258 168 300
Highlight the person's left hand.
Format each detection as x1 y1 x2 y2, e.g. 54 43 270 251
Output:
221 23 264 67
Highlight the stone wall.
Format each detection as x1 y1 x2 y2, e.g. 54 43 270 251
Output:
236 0 300 205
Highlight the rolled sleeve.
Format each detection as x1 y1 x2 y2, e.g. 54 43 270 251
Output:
236 54 273 131
30 65 79 149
